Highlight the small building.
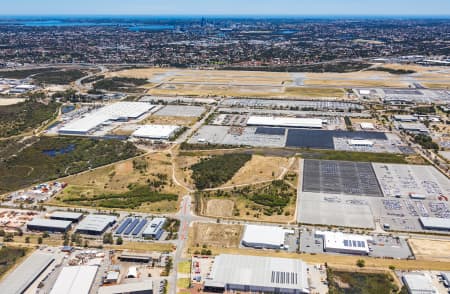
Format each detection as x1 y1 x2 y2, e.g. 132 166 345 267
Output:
241 225 290 250
49 211 83 223
402 272 437 294
142 217 166 239
360 122 375 130
419 217 450 231
50 265 99 294
397 122 429 134
315 230 372 255
393 115 418 122
98 280 153 294
27 218 72 233
126 267 138 279
132 125 181 140
204 254 309 294
76 214 116 235
119 252 153 263
409 193 426 200
348 139 374 147
104 271 120 284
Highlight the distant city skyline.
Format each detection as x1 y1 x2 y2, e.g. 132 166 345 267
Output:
1 0 450 16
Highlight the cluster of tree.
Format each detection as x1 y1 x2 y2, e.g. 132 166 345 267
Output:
33 69 87 85
371 67 416 75
414 134 439 150
93 77 148 92
191 153 252 189
0 100 59 137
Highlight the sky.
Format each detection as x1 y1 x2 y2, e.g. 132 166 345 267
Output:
1 0 450 16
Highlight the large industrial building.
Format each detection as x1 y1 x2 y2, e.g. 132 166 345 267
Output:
247 116 323 129
419 217 450 231
204 254 309 294
49 211 83 223
98 281 153 294
315 231 373 255
50 265 99 294
132 125 180 140
27 218 72 233
142 217 166 239
402 272 438 294
241 224 291 249
76 214 116 235
59 102 155 135
0 252 55 294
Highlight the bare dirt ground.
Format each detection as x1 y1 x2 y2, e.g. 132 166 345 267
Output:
220 155 291 188
188 223 244 248
205 199 235 218
140 115 197 126
0 98 26 106
408 238 450 261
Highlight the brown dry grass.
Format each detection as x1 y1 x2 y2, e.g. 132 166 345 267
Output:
408 238 450 261
140 115 197 126
188 223 244 248
220 155 290 188
51 152 183 213
205 199 234 217
186 246 450 271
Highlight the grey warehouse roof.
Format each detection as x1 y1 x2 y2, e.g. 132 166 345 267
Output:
76 214 116 232
420 217 450 230
28 218 72 229
0 252 55 294
98 280 153 294
207 254 309 291
50 211 83 220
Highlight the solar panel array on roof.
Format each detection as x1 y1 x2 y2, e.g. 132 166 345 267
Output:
343 240 366 248
115 218 132 235
115 218 147 236
303 159 382 197
271 271 298 285
285 129 387 149
132 219 147 236
255 127 286 136
124 219 140 235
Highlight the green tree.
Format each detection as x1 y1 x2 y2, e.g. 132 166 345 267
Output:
356 259 365 268
116 236 123 245
37 237 43 244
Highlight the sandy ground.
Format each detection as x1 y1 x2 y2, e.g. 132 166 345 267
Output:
188 223 243 248
220 155 290 188
408 238 450 261
205 199 235 217
0 98 25 106
140 116 197 126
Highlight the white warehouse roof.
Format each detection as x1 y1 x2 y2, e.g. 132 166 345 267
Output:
348 139 374 146
360 122 375 130
98 281 153 294
76 214 116 233
60 102 155 134
420 217 450 230
315 230 373 254
247 116 323 128
242 225 289 248
402 273 438 294
132 125 180 140
207 254 309 292
50 265 99 294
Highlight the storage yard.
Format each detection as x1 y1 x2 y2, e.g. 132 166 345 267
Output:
297 160 450 232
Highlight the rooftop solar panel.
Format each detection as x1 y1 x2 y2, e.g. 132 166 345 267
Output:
255 127 286 136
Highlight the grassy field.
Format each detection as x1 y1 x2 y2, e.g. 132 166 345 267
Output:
188 223 243 248
0 136 141 194
185 246 450 271
33 69 87 85
0 100 59 137
52 152 184 213
327 268 398 294
93 77 148 92
0 246 28 279
297 149 410 164
139 115 197 127
0 68 58 79
177 278 190 289
177 261 191 274
198 180 297 223
284 87 345 98
408 238 450 261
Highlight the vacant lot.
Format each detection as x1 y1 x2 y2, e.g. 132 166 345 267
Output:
297 150 410 164
0 136 141 194
327 268 398 294
189 223 243 248
205 199 235 217
139 115 197 127
409 238 450 261
0 100 59 137
53 152 183 213
0 98 26 106
33 69 87 85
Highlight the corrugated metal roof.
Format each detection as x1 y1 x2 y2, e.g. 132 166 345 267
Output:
420 217 450 230
0 251 55 294
247 116 323 128
403 273 437 294
208 254 308 291
50 211 83 220
28 218 72 229
98 280 153 294
142 217 166 236
76 214 116 233
132 125 180 139
242 225 286 247
50 265 99 294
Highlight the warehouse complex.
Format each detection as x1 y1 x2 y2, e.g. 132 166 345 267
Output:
132 125 180 140
204 254 309 294
315 231 373 255
59 102 155 135
27 218 72 233
49 211 83 223
241 224 291 249
0 252 55 294
76 214 116 235
142 217 166 239
50 265 99 294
